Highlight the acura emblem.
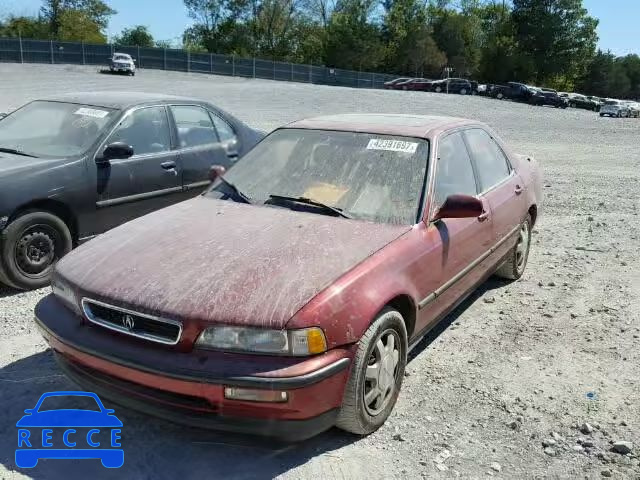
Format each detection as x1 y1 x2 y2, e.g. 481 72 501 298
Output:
123 314 135 331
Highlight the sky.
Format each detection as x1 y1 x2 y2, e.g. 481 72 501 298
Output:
3 0 640 55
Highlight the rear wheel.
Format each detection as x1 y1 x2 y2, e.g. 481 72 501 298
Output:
496 92 504 100
0 211 72 290
495 215 532 281
460 88 467 95
435 86 442 93
336 308 407 435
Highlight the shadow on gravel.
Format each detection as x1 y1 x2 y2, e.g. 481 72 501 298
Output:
409 277 510 361
0 350 356 479
0 285 21 299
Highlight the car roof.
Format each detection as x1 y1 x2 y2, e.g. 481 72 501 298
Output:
285 114 482 139
40 91 207 110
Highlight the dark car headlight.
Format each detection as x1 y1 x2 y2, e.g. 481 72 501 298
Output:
195 326 327 356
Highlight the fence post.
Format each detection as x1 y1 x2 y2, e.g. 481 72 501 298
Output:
210 53 213 74
308 64 312 83
163 48 167 70
19 34 23 64
81 42 85 65
290 62 293 82
371 72 375 89
232 55 235 76
50 40 54 64
252 57 256 78
273 61 276 80
187 51 191 72
137 45 140 69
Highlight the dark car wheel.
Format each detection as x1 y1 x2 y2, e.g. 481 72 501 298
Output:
460 88 467 95
495 214 532 281
435 86 442 93
0 211 72 290
496 92 504 100
336 308 407 435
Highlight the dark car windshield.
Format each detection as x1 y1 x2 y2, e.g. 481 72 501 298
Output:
37 395 101 412
0 100 117 158
207 128 429 225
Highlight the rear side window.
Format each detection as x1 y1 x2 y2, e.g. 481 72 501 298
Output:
209 112 237 143
171 105 219 148
463 129 510 191
433 132 478 208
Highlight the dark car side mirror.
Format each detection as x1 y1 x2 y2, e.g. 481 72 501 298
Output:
97 142 134 164
209 165 227 182
433 194 484 221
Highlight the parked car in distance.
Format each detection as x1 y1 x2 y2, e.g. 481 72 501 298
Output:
529 88 568 108
431 78 473 95
500 82 536 102
383 77 413 89
587 96 603 111
567 94 599 111
600 99 631 118
622 101 640 118
0 92 263 290
36 114 542 441
109 53 136 76
395 78 429 91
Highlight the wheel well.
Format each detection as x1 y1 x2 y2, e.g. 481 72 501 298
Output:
386 295 417 338
9 200 78 245
528 204 538 226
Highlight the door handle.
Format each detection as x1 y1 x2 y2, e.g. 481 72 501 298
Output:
515 185 523 195
478 211 489 222
161 161 176 170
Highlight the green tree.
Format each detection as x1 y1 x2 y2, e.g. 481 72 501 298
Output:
40 0 116 38
0 15 49 39
57 8 107 43
512 0 598 85
114 25 155 47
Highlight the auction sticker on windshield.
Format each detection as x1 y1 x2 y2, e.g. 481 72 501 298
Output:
73 108 110 119
366 139 418 153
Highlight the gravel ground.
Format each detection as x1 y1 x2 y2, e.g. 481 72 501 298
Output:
1 64 639 479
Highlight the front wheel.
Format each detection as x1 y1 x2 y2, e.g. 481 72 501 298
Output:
435 86 442 93
0 211 72 290
336 308 407 435
495 215 532 280
460 88 467 95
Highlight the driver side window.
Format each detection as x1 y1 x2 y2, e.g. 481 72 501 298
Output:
107 106 171 156
433 132 478 209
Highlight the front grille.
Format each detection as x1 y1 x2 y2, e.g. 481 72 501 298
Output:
81 298 182 345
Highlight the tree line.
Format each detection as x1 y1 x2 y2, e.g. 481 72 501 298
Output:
2 0 640 99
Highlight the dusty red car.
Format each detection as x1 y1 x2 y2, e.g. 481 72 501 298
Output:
35 114 542 441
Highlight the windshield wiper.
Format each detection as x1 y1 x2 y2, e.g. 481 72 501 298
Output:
217 176 253 204
267 194 351 219
0 147 38 158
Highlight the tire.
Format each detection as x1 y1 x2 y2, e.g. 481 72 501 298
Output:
0 211 72 290
600 113 605 117
495 214 532 281
460 88 467 95
496 92 504 100
569 102 576 108
336 308 408 435
435 86 442 93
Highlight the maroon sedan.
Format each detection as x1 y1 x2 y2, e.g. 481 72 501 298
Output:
35 114 542 441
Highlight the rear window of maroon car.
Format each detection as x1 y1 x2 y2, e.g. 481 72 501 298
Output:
207 128 430 225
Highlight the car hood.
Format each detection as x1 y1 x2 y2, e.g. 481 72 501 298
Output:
0 152 60 176
16 410 123 427
56 197 410 329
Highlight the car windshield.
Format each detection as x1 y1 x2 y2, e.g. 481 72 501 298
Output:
37 394 101 412
207 128 430 225
605 100 619 105
0 100 117 158
114 55 130 61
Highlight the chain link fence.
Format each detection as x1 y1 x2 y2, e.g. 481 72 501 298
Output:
0 37 397 89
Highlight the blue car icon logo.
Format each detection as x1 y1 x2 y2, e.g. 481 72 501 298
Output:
16 391 123 468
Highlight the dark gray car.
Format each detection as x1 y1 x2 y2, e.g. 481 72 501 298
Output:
0 92 263 290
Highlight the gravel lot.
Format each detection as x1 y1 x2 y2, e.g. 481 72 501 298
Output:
1 64 639 479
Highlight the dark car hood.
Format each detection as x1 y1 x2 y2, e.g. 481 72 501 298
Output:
0 152 61 176
56 197 410 328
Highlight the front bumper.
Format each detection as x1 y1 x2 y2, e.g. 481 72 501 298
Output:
35 295 352 441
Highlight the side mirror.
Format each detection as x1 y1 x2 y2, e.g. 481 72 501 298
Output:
209 165 226 182
98 142 134 164
433 194 484 221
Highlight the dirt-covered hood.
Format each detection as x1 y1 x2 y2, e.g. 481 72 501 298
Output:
56 197 410 329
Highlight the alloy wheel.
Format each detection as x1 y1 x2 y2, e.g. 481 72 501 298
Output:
363 329 401 416
515 221 530 272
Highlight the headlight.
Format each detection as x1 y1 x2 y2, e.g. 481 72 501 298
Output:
196 326 327 356
51 276 81 315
